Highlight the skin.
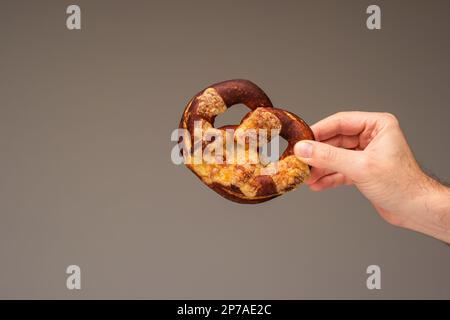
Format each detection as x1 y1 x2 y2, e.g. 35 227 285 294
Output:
294 111 450 243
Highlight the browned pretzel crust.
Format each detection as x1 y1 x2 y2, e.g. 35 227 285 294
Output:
179 79 314 203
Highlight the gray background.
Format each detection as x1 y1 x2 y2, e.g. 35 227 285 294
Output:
0 0 449 299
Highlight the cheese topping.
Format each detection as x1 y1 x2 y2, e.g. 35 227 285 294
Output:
184 89 309 199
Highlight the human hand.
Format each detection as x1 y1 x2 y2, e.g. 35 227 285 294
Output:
294 111 450 243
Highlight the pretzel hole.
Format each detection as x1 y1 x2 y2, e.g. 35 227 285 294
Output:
214 103 248 128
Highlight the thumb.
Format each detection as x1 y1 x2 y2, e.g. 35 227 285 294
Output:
294 140 361 179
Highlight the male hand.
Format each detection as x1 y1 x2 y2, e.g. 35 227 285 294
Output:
294 111 450 243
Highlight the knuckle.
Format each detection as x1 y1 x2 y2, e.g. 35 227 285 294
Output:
382 112 399 126
356 154 373 172
334 111 347 118
380 212 405 227
319 145 336 162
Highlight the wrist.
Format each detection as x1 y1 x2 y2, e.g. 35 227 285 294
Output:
404 175 450 243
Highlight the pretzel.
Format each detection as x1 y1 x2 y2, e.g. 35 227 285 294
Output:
179 79 314 203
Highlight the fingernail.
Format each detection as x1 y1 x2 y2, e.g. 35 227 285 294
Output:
294 141 313 158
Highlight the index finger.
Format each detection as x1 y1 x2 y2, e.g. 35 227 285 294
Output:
311 111 382 141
